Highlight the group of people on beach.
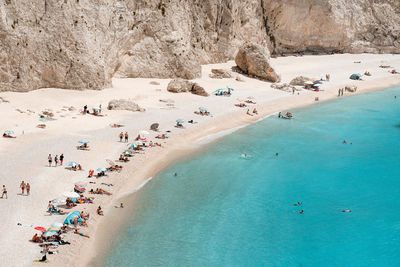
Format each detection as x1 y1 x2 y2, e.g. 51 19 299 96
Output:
48 154 64 167
119 132 129 142
338 88 345 97
0 182 31 199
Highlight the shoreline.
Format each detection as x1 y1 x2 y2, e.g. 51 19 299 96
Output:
85 76 400 267
0 54 399 266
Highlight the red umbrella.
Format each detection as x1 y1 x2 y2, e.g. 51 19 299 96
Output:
34 226 47 232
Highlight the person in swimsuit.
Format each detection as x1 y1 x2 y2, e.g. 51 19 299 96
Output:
54 155 58 166
20 181 25 195
1 185 7 199
119 132 123 142
48 154 52 167
124 132 129 142
26 183 30 195
59 154 64 165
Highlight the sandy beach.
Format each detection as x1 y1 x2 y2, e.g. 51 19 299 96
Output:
0 54 399 267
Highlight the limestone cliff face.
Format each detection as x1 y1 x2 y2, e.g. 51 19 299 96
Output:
0 0 399 92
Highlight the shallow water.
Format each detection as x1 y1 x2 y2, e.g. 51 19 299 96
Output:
106 87 400 267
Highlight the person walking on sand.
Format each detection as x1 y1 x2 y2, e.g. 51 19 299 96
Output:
60 154 64 166
119 132 123 142
26 183 30 196
338 89 341 97
20 181 25 195
1 185 7 199
54 155 58 167
83 105 87 114
48 154 52 167
124 132 129 142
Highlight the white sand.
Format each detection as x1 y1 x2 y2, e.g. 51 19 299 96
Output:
0 54 399 266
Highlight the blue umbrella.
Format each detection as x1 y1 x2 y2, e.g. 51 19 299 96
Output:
199 107 208 112
68 162 78 167
176 119 185 123
97 167 106 172
78 139 89 144
4 130 14 135
213 88 224 93
127 143 136 149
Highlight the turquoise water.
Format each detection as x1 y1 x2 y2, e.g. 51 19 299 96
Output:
106 87 400 267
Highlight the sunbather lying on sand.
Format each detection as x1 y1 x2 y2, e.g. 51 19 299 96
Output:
90 188 112 195
119 155 130 162
3 133 16 138
235 103 247 108
156 134 167 139
31 233 43 243
74 229 90 238
107 165 123 172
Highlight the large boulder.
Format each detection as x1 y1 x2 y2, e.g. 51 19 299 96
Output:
167 79 208 97
191 83 208 96
290 76 312 86
167 79 193 93
108 99 145 112
209 69 232 79
235 43 281 82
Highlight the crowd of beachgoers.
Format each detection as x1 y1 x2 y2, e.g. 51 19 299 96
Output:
0 54 399 265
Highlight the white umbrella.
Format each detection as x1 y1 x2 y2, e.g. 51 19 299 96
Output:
63 192 80 198
51 199 66 205
50 222 64 228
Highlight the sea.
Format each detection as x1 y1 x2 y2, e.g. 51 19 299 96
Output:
105 87 400 267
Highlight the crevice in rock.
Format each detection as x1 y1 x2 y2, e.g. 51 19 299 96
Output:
260 0 276 53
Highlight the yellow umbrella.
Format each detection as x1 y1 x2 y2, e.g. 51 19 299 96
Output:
47 226 60 232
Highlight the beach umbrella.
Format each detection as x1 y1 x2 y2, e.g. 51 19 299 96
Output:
150 123 159 131
140 130 150 135
127 143 136 149
199 107 208 112
176 119 185 123
313 84 322 87
350 73 362 80
213 88 224 93
78 139 89 144
50 222 63 228
63 192 80 198
43 231 57 237
123 150 133 155
226 86 235 91
47 226 60 232
34 226 47 232
74 181 87 188
51 199 66 205
4 130 14 135
97 167 107 172
93 107 100 110
68 162 78 167
304 81 314 85
135 140 145 145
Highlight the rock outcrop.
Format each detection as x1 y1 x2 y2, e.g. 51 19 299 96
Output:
209 69 232 79
290 76 312 86
108 99 144 112
235 43 280 82
167 79 208 96
0 0 399 92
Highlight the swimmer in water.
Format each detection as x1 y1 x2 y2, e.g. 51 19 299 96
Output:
343 140 347 144
299 210 304 214
174 172 177 177
275 152 279 156
342 209 351 213
293 202 302 206
242 153 247 158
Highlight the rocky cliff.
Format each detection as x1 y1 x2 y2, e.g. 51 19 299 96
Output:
0 0 399 92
